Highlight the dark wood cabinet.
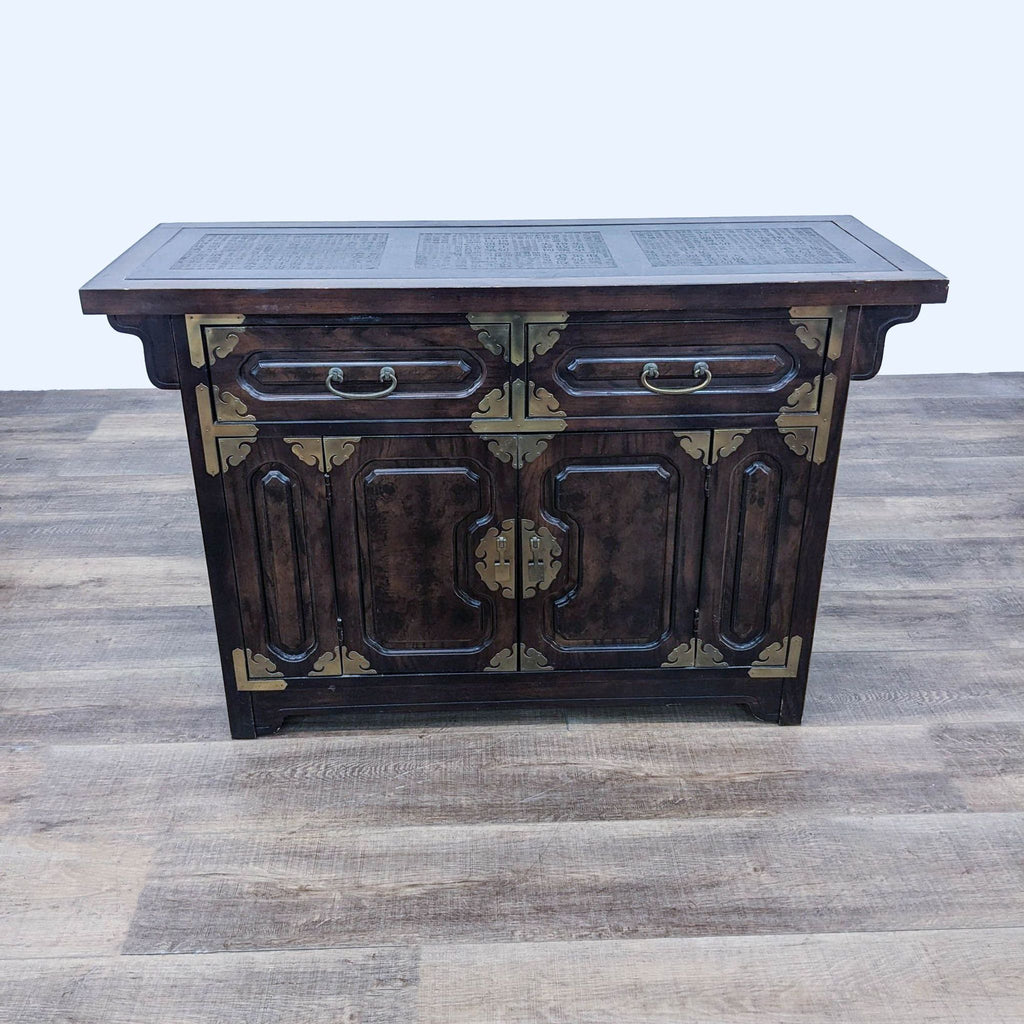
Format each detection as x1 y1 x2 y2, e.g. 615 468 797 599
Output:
85 217 947 736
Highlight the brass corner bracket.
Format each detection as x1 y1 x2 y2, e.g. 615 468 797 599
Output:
674 429 751 466
467 313 569 366
788 306 845 362
341 645 376 675
776 374 836 464
185 314 246 369
748 636 803 678
283 437 362 472
196 383 259 476
233 647 286 691
484 643 554 672
660 638 726 669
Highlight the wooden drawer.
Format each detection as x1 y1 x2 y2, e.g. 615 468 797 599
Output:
529 315 835 420
196 319 510 423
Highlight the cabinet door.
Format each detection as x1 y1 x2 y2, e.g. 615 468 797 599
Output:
327 435 518 675
518 432 706 671
698 427 813 668
219 437 340 678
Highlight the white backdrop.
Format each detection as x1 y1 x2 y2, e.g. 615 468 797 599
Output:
3 0 1019 389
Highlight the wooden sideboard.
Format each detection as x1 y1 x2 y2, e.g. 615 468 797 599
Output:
81 218 947 737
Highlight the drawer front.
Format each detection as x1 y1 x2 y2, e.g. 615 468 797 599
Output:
528 315 833 421
197 320 510 423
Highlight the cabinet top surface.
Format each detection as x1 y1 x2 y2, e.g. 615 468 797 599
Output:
81 216 948 315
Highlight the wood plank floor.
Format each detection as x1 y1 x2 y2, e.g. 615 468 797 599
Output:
1 375 1023 1023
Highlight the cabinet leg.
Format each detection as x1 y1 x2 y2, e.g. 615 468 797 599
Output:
779 678 807 726
225 693 257 739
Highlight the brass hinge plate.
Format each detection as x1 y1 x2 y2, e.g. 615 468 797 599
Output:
474 519 516 597
520 519 562 597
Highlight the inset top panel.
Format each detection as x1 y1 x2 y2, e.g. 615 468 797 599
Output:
80 217 948 314
125 219 894 281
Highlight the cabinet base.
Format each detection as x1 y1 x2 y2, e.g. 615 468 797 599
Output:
239 670 803 737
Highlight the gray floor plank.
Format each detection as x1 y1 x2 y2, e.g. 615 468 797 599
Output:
123 812 1024 953
0 949 417 1024
417 929 1024 1024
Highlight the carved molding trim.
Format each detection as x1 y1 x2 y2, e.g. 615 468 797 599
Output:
466 313 569 366
185 314 246 369
233 647 287 691
852 305 921 380
196 383 258 476
748 636 804 678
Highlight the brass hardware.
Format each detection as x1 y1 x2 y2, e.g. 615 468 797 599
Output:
712 429 751 463
775 373 836 464
789 306 845 361
471 379 566 436
324 437 362 468
520 520 563 597
325 365 398 400
466 313 569 366
478 434 557 469
778 427 817 461
185 314 245 369
748 636 804 678
641 360 712 395
518 434 554 465
233 647 287 691
284 437 326 472
674 431 712 464
471 381 513 422
484 646 518 672
196 383 258 476
695 641 726 667
475 519 516 598
520 645 553 672
310 647 342 676
341 645 377 675
780 378 819 414
213 385 254 422
479 435 520 467
208 331 241 365
661 638 697 668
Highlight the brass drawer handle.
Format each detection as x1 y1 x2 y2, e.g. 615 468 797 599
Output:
641 360 712 395
325 365 398 399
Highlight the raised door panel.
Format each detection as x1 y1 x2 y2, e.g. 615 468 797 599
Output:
699 427 813 668
518 432 705 671
327 435 517 675
219 437 339 678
